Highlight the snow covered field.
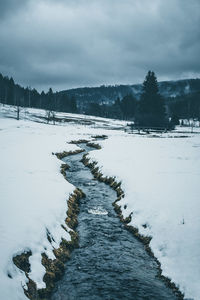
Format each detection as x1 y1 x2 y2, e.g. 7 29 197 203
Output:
0 104 200 299
89 133 200 300
0 105 124 300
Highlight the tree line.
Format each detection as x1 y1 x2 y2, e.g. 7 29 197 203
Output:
0 73 77 113
167 92 200 124
85 71 167 127
0 71 200 127
85 71 200 127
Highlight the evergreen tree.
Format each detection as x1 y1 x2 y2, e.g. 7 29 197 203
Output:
7 77 15 105
137 71 166 127
40 91 46 109
47 87 54 110
113 97 123 119
86 103 102 116
70 96 77 113
121 94 136 120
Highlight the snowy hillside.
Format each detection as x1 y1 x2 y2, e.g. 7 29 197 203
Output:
61 78 200 105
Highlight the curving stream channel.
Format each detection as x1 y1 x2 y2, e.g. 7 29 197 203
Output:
51 143 179 300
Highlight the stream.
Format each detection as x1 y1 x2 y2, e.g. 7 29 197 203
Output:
51 143 178 300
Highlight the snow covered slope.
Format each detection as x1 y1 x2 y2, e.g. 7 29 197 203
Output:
89 133 200 300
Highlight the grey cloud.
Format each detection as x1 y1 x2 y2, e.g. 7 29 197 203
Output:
0 0 199 91
0 0 30 18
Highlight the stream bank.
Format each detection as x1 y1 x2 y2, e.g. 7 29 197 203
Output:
51 142 183 300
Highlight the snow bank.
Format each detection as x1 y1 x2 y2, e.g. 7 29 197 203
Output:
0 106 121 299
0 118 75 299
89 134 200 300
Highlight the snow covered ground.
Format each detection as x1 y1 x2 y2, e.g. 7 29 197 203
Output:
89 133 200 300
1 104 200 299
0 105 124 300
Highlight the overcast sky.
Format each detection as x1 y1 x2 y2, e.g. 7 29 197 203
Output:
0 0 199 92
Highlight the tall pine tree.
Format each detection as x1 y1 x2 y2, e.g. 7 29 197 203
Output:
137 71 166 127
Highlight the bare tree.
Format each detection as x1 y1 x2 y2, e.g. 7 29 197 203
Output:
46 110 56 124
28 86 31 107
15 85 24 120
16 102 20 120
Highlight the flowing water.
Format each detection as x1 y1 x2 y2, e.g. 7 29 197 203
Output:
51 144 178 300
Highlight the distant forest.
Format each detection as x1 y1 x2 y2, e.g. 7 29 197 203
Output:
0 72 200 122
0 73 77 114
